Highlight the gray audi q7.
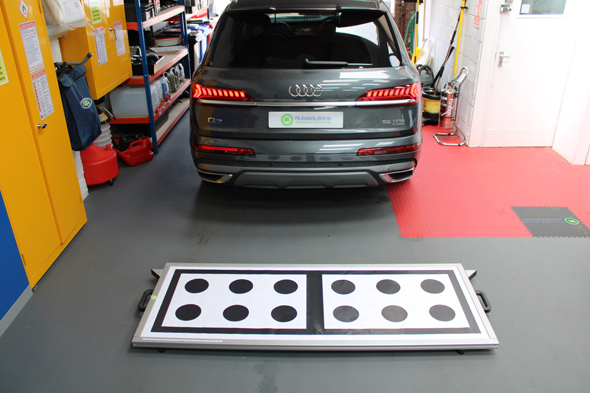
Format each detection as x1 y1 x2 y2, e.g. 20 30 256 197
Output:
190 0 422 188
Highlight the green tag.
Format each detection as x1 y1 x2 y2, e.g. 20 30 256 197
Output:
80 98 93 109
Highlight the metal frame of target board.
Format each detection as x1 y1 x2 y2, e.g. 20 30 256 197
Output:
132 263 499 351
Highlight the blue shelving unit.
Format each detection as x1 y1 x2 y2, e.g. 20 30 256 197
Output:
125 1 191 154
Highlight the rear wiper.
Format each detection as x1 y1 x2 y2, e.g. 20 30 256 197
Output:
304 58 372 68
304 58 348 68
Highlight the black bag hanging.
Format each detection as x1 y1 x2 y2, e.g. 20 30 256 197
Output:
56 55 101 151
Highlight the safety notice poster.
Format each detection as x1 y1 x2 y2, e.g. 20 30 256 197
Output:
114 21 126 56
31 69 54 120
93 27 108 66
89 0 102 24
0 49 8 86
19 21 44 74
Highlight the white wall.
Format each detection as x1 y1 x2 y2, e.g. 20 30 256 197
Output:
468 0 589 162
552 1 590 165
427 0 488 142
210 0 231 16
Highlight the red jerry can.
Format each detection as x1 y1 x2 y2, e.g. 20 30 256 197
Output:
80 144 119 186
116 137 154 167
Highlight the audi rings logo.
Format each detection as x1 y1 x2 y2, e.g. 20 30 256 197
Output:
289 84 323 97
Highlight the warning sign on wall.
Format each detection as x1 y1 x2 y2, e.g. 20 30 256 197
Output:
474 0 482 27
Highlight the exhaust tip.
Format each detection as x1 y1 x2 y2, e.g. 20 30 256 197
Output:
198 170 233 184
379 168 414 183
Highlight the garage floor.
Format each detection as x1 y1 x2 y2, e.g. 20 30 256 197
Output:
0 114 589 392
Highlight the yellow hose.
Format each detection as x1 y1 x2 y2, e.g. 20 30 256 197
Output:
453 0 467 78
411 1 421 63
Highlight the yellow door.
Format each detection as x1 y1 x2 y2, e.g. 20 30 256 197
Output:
59 0 132 100
0 0 87 286
0 5 61 286
104 0 132 88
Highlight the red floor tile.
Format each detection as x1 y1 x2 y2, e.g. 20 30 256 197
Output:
388 126 590 238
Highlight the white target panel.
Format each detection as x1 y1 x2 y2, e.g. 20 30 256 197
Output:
159 272 307 330
133 264 499 351
322 274 470 331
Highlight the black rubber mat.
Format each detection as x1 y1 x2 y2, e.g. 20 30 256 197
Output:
512 207 590 237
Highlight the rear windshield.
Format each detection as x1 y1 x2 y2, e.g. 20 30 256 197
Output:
207 10 403 69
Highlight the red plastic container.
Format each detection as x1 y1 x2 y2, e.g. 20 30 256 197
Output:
80 144 119 186
116 136 154 167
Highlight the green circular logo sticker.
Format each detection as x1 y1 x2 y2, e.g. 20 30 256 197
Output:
80 98 93 109
564 217 580 225
281 113 294 126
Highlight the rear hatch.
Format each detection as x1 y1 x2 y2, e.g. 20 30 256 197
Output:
191 7 421 140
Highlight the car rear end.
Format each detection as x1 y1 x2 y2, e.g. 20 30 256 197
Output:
190 0 422 188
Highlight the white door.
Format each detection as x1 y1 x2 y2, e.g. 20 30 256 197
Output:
475 0 575 147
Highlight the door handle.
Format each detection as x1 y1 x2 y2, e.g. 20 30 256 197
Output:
37 123 48 129
500 4 512 13
498 51 510 67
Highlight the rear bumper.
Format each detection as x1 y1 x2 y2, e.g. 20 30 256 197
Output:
196 161 417 188
192 136 421 188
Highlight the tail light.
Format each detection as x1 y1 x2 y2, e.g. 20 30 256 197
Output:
357 82 421 104
357 143 421 156
197 144 255 156
192 84 253 102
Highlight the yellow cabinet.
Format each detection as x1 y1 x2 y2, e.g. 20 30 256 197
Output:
0 1 86 287
59 0 132 100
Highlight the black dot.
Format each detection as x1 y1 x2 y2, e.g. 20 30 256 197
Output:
332 280 355 295
421 279 445 294
175 304 201 321
382 305 408 322
274 279 298 294
377 279 401 294
333 306 359 322
271 305 297 322
429 305 456 322
223 305 249 322
229 279 253 294
185 279 209 294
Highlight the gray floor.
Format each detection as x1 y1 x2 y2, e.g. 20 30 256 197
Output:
1 113 589 392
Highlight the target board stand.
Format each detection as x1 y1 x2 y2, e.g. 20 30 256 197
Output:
132 263 499 351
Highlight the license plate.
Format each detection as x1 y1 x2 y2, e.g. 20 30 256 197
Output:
269 112 343 128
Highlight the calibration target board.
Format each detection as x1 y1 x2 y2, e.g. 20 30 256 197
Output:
132 264 499 351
